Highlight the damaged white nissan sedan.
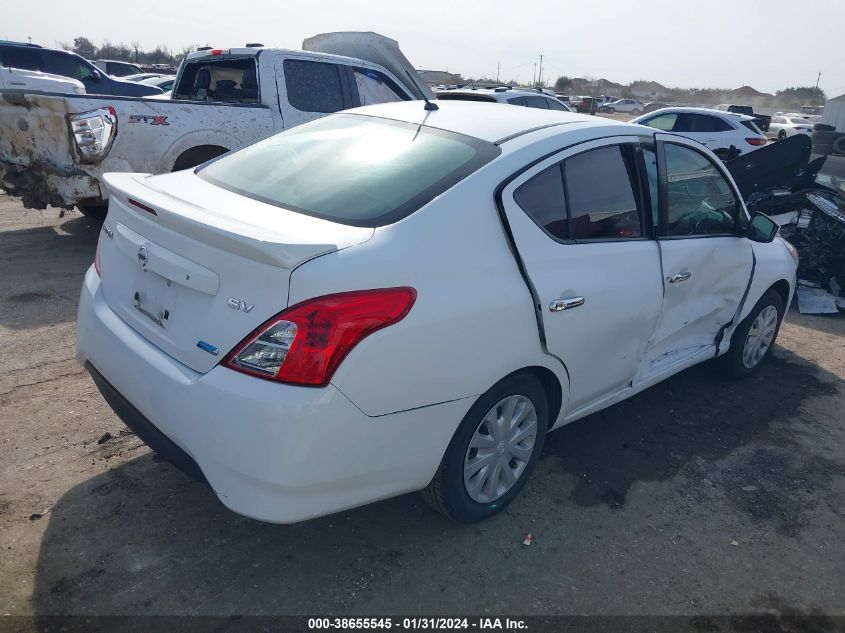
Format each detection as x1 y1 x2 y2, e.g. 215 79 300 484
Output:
77 101 798 523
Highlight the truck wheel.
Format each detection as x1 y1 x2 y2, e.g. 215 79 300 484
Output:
721 290 784 378
421 373 548 523
833 136 845 156
77 203 108 221
172 145 229 171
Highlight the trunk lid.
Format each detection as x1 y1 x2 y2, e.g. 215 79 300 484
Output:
99 170 373 372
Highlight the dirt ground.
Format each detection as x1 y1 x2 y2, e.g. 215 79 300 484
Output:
0 196 843 623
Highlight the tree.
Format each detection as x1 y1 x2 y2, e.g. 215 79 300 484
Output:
775 86 826 107
554 75 572 92
71 36 96 59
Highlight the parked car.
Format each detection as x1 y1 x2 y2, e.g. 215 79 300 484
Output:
767 115 814 141
0 42 163 97
555 93 571 103
93 59 144 77
137 75 177 92
643 101 670 113
631 107 767 159
600 99 644 114
77 100 796 524
436 87 572 111
714 104 771 133
575 96 597 113
0 32 426 217
0 65 85 94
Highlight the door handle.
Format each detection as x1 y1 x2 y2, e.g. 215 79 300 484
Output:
669 271 692 284
549 296 585 312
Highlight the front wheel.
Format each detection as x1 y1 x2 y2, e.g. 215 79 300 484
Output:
631 108 641 115
607 107 615 114
778 129 787 141
421 374 549 523
721 290 784 378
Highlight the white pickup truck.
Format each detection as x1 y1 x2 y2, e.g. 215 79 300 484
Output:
0 67 85 95
0 32 433 218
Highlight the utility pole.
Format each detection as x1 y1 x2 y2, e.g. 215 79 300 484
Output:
496 61 500 84
538 54 544 88
532 62 537 87
815 71 822 91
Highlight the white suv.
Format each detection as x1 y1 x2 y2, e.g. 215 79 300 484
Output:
436 86 572 111
631 107 767 159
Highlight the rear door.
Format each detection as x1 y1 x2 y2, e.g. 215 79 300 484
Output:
641 134 753 376
499 136 664 412
275 56 353 128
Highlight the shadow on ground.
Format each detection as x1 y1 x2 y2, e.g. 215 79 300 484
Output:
28 344 844 617
0 213 98 330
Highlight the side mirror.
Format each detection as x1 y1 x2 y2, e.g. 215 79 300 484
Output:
747 212 779 243
90 70 102 82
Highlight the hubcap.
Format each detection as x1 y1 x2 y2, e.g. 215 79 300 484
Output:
742 305 778 369
464 395 538 504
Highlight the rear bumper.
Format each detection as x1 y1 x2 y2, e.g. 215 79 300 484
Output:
76 266 468 523
0 159 102 209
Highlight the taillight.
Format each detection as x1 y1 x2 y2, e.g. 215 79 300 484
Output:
746 137 767 146
223 287 417 386
68 106 117 163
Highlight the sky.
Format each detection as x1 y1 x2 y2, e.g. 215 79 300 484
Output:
5 0 844 95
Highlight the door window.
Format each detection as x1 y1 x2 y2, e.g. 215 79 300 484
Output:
663 143 738 236
514 164 568 239
564 145 643 239
283 59 345 113
352 69 406 105
507 96 525 106
2 47 43 71
641 113 676 131
43 52 95 81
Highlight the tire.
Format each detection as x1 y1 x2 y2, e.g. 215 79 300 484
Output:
607 107 615 114
814 123 835 132
833 136 845 156
631 108 641 115
778 129 787 141
421 374 549 523
721 289 784 378
77 203 108 221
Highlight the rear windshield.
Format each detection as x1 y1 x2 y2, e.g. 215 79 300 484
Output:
173 57 259 103
198 113 501 227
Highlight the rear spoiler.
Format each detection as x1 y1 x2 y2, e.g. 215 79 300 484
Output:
302 32 435 102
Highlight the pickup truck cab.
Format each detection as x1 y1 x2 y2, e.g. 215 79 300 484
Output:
0 42 163 97
0 66 85 94
0 32 430 217
715 104 771 133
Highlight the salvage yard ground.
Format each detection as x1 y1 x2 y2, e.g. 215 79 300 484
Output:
0 196 843 620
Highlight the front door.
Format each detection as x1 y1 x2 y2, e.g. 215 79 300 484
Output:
640 135 754 377
500 137 664 412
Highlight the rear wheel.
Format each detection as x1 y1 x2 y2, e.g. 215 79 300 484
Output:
607 107 615 114
778 129 787 141
631 108 641 115
721 290 784 378
77 203 108 221
421 374 548 523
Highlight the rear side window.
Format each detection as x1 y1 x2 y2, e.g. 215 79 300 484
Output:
507 97 526 106
2 47 42 71
523 96 550 109
198 113 501 227
742 120 762 134
514 165 568 239
284 59 344 113
565 145 642 240
547 99 569 111
676 114 732 132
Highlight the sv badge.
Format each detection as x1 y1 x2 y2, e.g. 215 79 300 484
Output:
228 298 255 313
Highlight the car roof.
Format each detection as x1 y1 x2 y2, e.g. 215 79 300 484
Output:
641 106 755 122
349 100 624 144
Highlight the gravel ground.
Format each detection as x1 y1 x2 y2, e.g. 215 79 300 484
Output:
0 197 843 624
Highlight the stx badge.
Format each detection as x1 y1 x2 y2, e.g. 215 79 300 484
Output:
128 114 169 126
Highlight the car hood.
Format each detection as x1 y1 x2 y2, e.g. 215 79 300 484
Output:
725 134 826 199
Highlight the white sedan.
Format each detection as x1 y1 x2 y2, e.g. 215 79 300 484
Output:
767 115 814 141
603 99 644 114
77 101 797 524
631 107 768 159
